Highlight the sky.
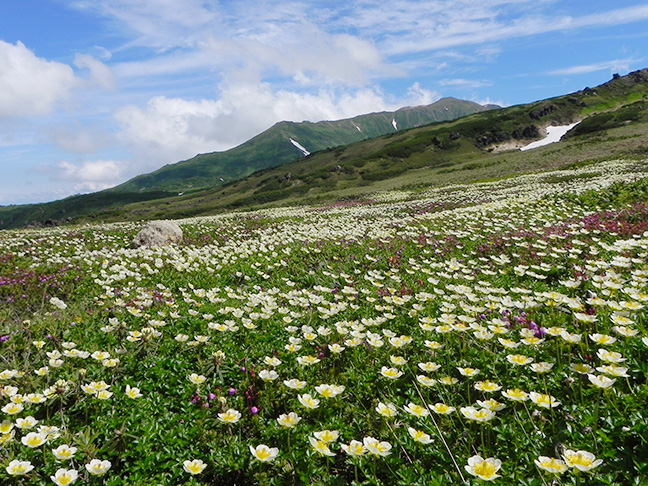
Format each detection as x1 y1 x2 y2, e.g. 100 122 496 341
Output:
1 1 647 205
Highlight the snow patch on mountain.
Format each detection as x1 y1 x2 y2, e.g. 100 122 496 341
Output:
289 138 310 156
355 125 362 132
520 122 580 151
392 118 398 130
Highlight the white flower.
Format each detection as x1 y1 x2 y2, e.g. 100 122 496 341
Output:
375 402 397 417
250 444 279 462
529 392 560 409
403 402 429 417
309 437 336 456
52 444 78 461
341 440 365 457
298 393 320 409
460 406 496 422
313 430 339 443
562 449 603 472
188 373 206 385
50 297 67 310
380 366 403 379
6 459 34 476
408 427 433 444
15 416 38 429
597 348 626 363
465 455 502 481
50 468 79 485
125 385 143 399
277 412 301 428
535 456 568 474
529 362 554 373
587 374 616 389
363 436 392 456
263 356 282 367
183 459 206 475
418 361 441 372
314 383 345 398
85 459 111 475
259 369 279 381
283 378 307 390
217 409 242 424
21 431 48 448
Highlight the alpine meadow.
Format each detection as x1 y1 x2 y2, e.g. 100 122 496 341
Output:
1 69 648 485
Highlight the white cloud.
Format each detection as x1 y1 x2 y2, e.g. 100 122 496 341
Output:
46 122 111 154
547 59 640 76
57 159 127 192
71 0 220 50
74 54 117 90
0 41 79 118
350 2 648 55
114 96 227 162
3 0 648 206
406 83 441 105
439 78 493 88
113 83 401 168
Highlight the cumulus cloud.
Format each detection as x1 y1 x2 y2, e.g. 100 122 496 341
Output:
0 41 79 118
201 31 393 89
74 54 117 90
406 83 442 105
114 83 399 167
46 121 111 154
57 160 127 192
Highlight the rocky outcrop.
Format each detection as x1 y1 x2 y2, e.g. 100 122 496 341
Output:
529 104 556 120
131 220 183 248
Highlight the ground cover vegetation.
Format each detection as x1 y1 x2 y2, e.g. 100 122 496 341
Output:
1 158 647 485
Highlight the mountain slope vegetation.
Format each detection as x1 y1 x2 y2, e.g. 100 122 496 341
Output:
110 97 491 194
91 69 648 222
1 69 648 229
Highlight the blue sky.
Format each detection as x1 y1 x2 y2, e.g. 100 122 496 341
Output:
1 0 647 205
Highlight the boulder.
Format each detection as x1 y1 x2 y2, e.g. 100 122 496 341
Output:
131 220 183 248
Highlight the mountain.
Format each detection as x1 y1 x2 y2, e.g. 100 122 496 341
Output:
109 98 492 194
103 69 648 220
1 69 648 229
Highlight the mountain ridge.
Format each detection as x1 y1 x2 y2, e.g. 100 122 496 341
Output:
108 97 492 194
1 69 648 229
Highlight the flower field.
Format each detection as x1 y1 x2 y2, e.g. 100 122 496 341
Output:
1 158 648 485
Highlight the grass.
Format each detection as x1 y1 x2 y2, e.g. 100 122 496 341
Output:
1 158 648 485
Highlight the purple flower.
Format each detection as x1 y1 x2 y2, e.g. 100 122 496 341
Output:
207 393 217 401
249 406 259 415
228 388 236 396
0 335 9 342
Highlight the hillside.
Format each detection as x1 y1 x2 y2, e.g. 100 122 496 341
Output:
110 98 492 193
87 69 648 222
1 69 648 228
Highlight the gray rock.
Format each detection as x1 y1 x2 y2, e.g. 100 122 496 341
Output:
131 220 183 248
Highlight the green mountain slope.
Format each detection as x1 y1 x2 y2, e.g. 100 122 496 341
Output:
104 69 648 220
110 98 491 193
1 69 648 229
